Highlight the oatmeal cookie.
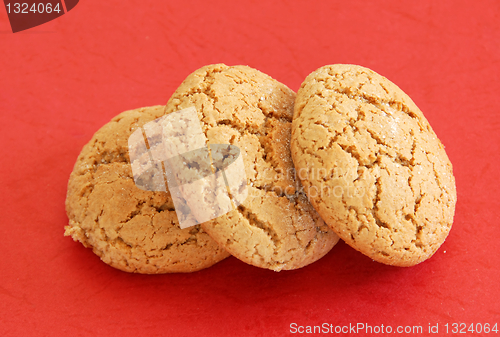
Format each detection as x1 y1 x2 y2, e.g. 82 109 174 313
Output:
65 106 230 273
291 64 456 266
165 64 339 271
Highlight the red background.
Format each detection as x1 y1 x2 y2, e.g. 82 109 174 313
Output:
1 1 499 336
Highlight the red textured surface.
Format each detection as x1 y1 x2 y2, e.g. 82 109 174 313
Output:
1 1 499 336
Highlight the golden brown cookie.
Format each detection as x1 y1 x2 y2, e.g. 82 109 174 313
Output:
291 64 457 267
65 106 230 273
165 64 339 271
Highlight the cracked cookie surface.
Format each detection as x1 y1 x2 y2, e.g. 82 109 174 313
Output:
65 106 230 273
291 64 456 266
165 64 339 271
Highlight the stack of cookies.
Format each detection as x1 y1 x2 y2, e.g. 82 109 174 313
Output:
65 64 456 273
